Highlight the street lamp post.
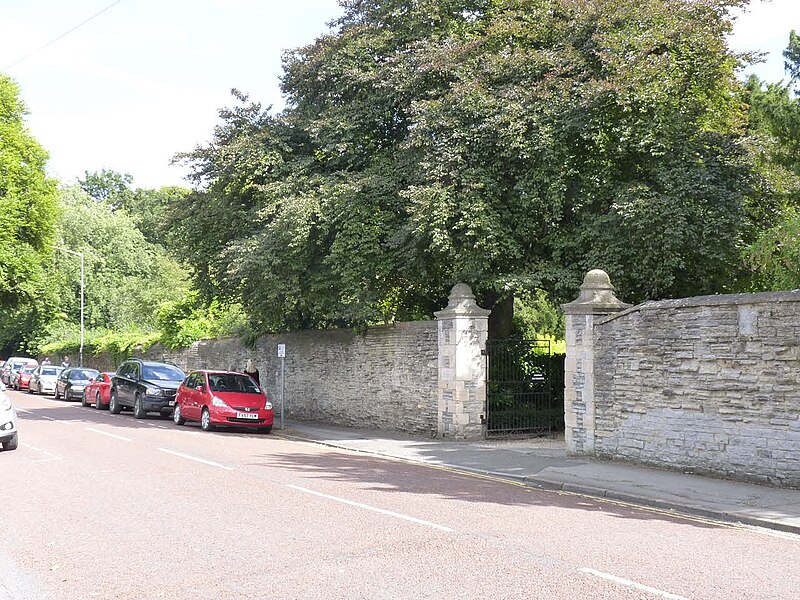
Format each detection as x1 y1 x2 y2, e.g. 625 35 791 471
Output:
52 246 84 367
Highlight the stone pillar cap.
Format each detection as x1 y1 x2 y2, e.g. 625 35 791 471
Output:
434 283 491 318
562 269 632 315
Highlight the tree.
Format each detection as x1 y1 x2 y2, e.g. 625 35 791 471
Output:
0 74 58 315
176 0 754 334
784 29 800 85
740 32 800 290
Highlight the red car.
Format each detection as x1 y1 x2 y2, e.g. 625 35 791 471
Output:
82 372 115 409
15 364 38 391
173 370 273 433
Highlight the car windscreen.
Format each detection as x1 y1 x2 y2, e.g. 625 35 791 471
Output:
207 373 261 394
41 367 60 376
21 366 37 374
142 365 185 381
69 369 100 381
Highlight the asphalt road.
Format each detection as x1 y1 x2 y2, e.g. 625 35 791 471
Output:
3 389 799 600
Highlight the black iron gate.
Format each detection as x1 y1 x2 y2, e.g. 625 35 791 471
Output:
484 338 565 437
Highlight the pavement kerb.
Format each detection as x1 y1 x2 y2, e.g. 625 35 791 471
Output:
274 428 800 536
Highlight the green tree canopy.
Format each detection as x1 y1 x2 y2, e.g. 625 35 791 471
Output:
0 74 58 313
175 0 755 333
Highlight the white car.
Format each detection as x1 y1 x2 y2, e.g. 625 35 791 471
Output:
28 365 63 395
0 383 19 451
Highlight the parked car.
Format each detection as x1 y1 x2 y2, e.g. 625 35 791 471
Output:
54 368 100 401
0 383 18 451
28 365 64 395
174 370 274 433
83 372 114 409
109 359 185 418
2 357 38 386
9 361 38 389
14 364 38 391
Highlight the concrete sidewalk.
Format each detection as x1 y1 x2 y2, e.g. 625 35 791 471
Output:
276 420 800 536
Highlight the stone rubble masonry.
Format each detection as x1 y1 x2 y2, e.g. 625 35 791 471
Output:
434 283 491 438
86 283 492 440
564 270 800 489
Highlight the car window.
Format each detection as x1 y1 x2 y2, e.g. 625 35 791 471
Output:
117 362 135 378
41 367 60 376
186 372 202 388
22 366 37 374
69 369 100 380
207 373 261 394
142 364 184 381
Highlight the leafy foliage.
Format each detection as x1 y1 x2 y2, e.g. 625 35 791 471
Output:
0 74 58 315
739 33 800 290
175 0 755 334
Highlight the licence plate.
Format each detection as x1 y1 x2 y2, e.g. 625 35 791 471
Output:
236 412 258 420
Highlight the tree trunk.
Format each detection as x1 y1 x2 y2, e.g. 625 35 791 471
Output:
481 291 514 340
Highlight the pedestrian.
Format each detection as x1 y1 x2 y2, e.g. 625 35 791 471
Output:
243 359 260 385
41 356 51 366
61 356 70 368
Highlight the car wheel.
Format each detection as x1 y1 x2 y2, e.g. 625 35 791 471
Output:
173 404 186 426
3 433 19 450
109 390 121 414
81 390 90 407
200 408 213 432
54 386 60 400
3 433 18 451
133 394 146 419
95 392 104 410
258 426 272 434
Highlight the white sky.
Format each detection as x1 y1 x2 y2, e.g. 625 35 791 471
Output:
0 0 797 190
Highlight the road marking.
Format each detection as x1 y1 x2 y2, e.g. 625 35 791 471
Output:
21 443 63 462
157 448 233 470
15 407 32 414
86 427 131 442
579 568 689 600
286 484 456 532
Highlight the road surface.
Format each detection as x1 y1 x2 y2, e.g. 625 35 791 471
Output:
2 389 799 599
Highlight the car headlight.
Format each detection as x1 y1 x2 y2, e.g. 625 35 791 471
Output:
264 401 273 410
211 396 229 409
146 387 165 396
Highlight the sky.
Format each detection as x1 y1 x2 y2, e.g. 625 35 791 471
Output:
1 0 798 190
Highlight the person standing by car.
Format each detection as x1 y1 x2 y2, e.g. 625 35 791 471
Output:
243 359 260 385
61 356 70 368
41 356 51 366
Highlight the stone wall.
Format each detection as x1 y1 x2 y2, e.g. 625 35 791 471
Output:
86 321 440 436
565 270 800 488
80 284 492 439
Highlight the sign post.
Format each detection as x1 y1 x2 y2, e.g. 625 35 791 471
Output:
277 343 286 429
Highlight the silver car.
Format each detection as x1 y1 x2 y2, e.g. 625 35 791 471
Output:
0 383 18 451
28 365 63 395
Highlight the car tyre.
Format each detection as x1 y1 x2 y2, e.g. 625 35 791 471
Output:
54 386 60 400
2 433 18 451
109 390 122 414
81 390 90 407
200 408 213 432
95 391 104 410
173 404 186 426
133 393 146 419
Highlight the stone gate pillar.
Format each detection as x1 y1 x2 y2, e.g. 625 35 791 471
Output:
434 283 491 439
562 270 631 455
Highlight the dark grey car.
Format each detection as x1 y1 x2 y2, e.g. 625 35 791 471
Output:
109 359 185 419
